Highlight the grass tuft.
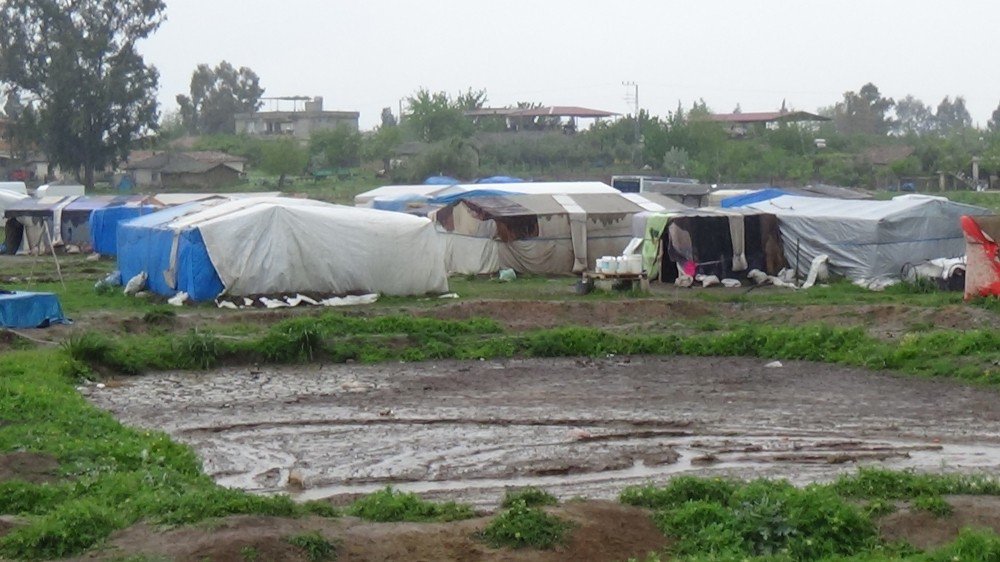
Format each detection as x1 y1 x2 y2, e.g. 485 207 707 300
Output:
347 487 474 523
285 531 337 562
481 500 571 550
501 487 558 509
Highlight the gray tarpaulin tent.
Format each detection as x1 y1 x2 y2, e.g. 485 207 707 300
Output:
432 192 686 275
741 194 992 282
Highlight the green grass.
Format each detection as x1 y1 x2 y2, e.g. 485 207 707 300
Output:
481 499 571 550
0 350 337 560
285 531 338 562
620 472 1000 562
500 487 559 509
346 487 474 523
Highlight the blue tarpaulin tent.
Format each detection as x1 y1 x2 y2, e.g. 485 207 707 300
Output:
90 205 157 255
428 189 521 206
475 176 524 184
0 291 69 328
116 202 225 301
423 176 459 185
720 188 787 208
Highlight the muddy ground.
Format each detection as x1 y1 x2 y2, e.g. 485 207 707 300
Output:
89 356 1000 508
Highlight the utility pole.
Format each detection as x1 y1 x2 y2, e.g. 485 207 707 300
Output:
623 81 640 165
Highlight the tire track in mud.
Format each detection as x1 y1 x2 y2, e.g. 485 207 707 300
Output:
86 356 1000 507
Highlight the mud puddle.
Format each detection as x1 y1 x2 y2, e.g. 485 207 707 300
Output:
86 356 1000 507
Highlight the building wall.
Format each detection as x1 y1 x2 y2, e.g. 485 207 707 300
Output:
235 112 359 139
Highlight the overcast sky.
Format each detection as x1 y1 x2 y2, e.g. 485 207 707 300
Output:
141 0 1000 130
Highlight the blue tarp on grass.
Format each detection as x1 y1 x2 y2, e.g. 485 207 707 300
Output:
0 291 69 329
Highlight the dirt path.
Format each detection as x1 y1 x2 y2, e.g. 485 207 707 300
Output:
87 356 1000 508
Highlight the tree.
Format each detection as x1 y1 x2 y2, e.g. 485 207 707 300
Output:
0 0 164 189
260 139 307 188
176 61 263 134
893 95 935 136
363 125 403 172
832 83 894 136
934 96 972 135
989 102 1000 133
309 126 362 168
404 88 473 142
380 107 397 128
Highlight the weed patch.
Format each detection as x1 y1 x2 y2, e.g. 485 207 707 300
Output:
347 487 474 522
285 531 337 562
501 487 558 508
481 500 571 550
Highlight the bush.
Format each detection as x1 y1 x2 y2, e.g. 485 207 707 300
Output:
621 476 736 510
347 487 474 522
501 487 558 509
285 531 337 562
481 500 570 550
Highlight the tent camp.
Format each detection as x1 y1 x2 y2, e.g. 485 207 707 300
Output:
635 208 787 283
117 197 449 301
432 192 687 275
736 194 992 282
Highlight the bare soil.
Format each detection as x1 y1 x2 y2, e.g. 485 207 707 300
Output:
70 502 668 562
0 451 59 484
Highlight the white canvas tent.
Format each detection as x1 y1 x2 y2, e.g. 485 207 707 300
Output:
743 194 992 282
433 192 686 275
118 197 449 300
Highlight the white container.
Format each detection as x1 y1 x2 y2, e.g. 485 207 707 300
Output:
606 257 618 274
626 254 642 274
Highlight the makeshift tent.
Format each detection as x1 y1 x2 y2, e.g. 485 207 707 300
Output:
4 195 147 254
738 194 992 282
90 205 158 255
720 188 788 208
961 215 1000 299
424 175 459 185
0 291 69 329
476 176 524 184
433 192 686 274
117 197 448 301
355 181 620 208
635 208 786 282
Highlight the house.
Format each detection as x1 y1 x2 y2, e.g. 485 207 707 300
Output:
706 108 831 137
235 96 359 139
125 151 246 189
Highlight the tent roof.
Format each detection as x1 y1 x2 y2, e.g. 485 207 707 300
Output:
356 181 620 206
456 192 686 218
745 194 988 221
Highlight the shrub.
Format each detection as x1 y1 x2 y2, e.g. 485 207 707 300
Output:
621 477 736 510
481 500 571 550
0 498 121 560
348 487 473 522
501 487 558 509
285 531 337 562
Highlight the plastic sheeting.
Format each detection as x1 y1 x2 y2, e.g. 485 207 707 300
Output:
742 195 992 281
0 291 69 329
962 215 1000 299
720 188 787 208
118 197 449 301
90 205 158 255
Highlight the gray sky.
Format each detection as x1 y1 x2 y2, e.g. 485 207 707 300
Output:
142 0 1000 130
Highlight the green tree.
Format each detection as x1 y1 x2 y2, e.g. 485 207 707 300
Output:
363 125 403 172
310 126 361 168
832 83 894 136
176 61 263 134
0 0 164 189
260 139 307 188
933 96 972 135
404 88 473 142
893 95 935 136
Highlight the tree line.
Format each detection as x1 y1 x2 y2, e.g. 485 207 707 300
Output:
3 0 1000 189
